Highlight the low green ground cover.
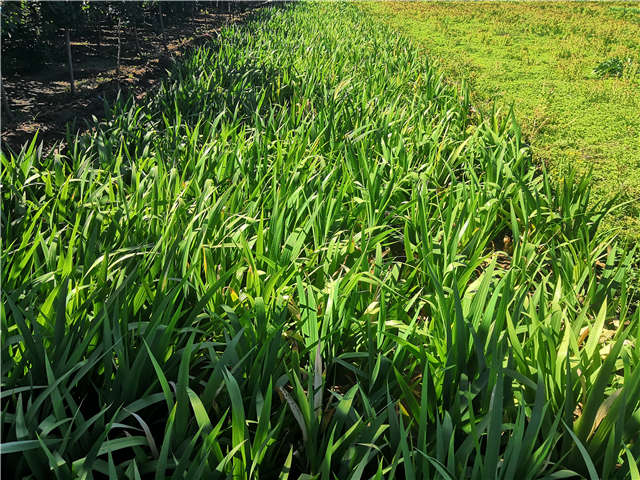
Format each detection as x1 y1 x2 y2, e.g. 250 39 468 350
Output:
2 2 639 478
365 1 640 241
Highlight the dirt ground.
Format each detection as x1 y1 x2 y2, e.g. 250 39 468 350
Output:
1 4 264 155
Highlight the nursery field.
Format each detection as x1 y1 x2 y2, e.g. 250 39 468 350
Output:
2 2 639 479
366 1 640 241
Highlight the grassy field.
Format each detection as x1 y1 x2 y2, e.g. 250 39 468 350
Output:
364 1 640 241
2 2 640 479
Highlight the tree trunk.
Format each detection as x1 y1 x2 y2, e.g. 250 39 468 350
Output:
116 18 122 76
158 3 167 53
1 82 14 122
65 28 76 95
29 2 41 38
133 24 142 58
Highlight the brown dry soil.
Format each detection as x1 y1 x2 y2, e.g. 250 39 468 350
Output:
1 4 265 155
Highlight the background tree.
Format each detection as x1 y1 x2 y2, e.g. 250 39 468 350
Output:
1 1 268 99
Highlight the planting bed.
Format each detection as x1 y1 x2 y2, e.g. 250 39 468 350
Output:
2 3 639 478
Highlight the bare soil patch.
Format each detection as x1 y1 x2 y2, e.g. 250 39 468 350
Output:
1 5 264 154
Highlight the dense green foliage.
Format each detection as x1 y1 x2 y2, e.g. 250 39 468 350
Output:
2 3 639 478
594 56 639 80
